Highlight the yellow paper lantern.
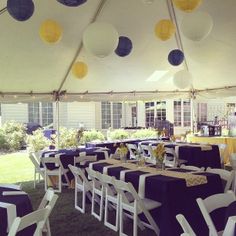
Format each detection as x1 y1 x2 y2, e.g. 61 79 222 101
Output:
72 61 88 79
172 0 202 13
155 19 175 41
39 19 62 44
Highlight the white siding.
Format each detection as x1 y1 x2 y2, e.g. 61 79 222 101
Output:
66 102 95 129
1 103 28 124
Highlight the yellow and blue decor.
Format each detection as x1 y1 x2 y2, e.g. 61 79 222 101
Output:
168 49 184 66
115 36 133 57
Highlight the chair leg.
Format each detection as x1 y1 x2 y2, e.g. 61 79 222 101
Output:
34 169 36 188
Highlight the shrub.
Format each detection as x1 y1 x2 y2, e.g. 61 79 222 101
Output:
1 121 27 151
80 129 105 143
131 128 157 139
109 129 129 140
0 130 10 151
58 127 79 149
26 129 51 152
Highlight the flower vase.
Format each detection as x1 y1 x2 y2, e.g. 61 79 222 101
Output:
156 159 165 170
120 153 127 163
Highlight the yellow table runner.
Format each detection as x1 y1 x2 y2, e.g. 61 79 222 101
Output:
98 159 207 187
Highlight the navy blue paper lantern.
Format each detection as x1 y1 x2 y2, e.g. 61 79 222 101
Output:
115 36 133 57
7 0 34 21
168 49 184 66
57 0 87 7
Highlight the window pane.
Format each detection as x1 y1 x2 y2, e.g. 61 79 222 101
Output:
183 100 191 127
113 102 122 129
145 102 154 127
41 102 53 126
156 101 166 121
101 102 111 129
174 100 181 126
28 102 40 123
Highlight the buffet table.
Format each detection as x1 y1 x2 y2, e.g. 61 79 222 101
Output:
89 159 223 236
0 186 34 236
187 136 236 164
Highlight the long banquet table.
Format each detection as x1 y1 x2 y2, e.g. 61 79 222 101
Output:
140 141 221 169
89 159 223 236
0 186 34 236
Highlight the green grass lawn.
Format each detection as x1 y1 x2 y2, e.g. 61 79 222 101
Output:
0 151 34 183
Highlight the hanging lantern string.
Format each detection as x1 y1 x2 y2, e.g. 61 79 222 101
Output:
57 0 108 93
166 0 189 72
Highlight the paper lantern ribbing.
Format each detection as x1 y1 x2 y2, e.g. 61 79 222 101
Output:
168 49 184 66
39 20 62 44
72 61 88 79
181 12 213 41
83 22 119 58
115 36 133 57
172 0 202 12
57 0 87 7
7 0 34 21
173 70 192 89
155 20 175 41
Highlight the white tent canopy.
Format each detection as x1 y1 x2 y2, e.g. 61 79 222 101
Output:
0 0 236 102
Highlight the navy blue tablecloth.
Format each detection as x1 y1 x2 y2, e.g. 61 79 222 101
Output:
91 162 223 236
0 187 34 236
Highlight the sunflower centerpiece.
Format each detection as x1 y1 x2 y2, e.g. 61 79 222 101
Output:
153 143 166 169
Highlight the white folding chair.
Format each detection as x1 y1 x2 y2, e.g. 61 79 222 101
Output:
29 152 45 188
113 178 161 236
206 167 234 192
8 206 51 236
126 143 139 159
99 174 119 232
229 153 236 193
38 188 58 236
69 164 93 213
176 214 196 236
180 164 205 172
197 190 236 236
74 155 97 168
86 168 104 221
164 147 178 168
41 157 70 193
223 216 236 236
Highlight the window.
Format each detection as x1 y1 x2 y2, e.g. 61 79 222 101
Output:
174 100 181 126
145 102 155 127
113 103 122 129
156 101 166 121
183 100 191 127
28 102 40 123
131 106 137 127
42 102 53 126
174 99 191 127
28 102 53 126
197 103 207 122
101 102 122 129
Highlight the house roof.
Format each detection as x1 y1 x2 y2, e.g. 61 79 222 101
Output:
0 0 236 102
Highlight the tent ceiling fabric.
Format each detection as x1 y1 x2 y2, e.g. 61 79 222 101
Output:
0 0 236 102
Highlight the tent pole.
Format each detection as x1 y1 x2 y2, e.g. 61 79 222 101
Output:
190 97 196 133
55 99 60 150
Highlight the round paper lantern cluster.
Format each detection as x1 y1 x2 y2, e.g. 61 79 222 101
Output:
181 11 213 41
172 0 202 12
7 0 34 21
72 61 88 79
115 36 133 57
155 19 175 41
168 49 184 66
57 0 87 7
173 70 192 89
39 20 63 44
83 22 119 58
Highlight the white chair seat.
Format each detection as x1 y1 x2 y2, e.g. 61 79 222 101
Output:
142 198 162 211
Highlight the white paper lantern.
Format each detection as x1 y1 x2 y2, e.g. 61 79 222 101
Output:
173 70 192 89
83 22 119 58
181 11 213 41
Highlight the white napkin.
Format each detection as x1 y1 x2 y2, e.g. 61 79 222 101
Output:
2 191 27 196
